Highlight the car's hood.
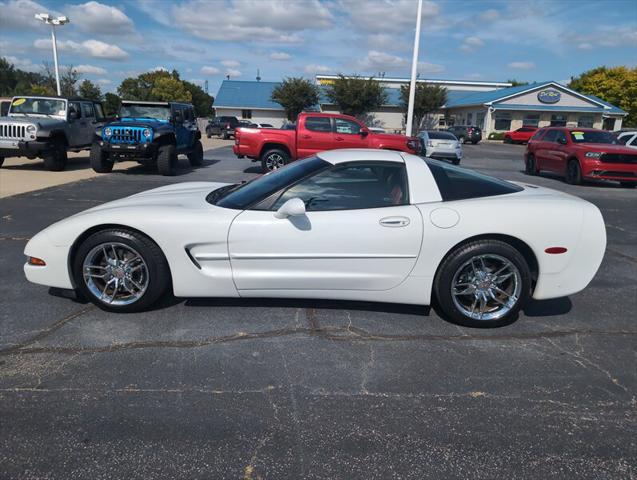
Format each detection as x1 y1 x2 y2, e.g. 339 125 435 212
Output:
2 115 65 127
573 143 634 153
78 182 231 215
107 118 170 129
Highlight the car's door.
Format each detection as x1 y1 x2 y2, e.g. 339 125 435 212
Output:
66 101 84 146
333 117 369 149
296 116 334 159
80 102 98 145
534 129 557 171
172 105 189 150
552 130 570 173
228 161 423 291
183 106 198 147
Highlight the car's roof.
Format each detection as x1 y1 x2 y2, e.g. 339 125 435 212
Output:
317 149 405 164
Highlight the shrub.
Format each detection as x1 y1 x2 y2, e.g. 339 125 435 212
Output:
488 132 506 140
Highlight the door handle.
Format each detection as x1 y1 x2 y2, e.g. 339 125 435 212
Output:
379 216 410 227
335 136 344 141
302 134 312 139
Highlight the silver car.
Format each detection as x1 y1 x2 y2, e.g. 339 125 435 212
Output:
418 130 462 164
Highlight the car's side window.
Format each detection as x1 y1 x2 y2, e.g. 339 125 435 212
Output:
555 131 567 144
81 102 95 118
270 162 408 211
334 118 361 135
542 130 558 143
68 101 82 119
305 117 332 133
94 103 104 120
530 129 545 141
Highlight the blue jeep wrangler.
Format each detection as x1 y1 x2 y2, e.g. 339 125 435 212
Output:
91 100 203 176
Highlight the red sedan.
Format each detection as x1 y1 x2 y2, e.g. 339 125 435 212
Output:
504 126 538 144
525 127 637 187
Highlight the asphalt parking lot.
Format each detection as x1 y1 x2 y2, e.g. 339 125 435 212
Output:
1 141 635 479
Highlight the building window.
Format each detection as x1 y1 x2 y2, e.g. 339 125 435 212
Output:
523 114 540 127
476 112 485 129
550 114 567 127
602 117 616 130
241 109 252 119
577 115 594 128
494 112 511 131
467 112 473 125
438 118 446 127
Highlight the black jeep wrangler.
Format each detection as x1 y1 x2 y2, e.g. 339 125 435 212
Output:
91 100 203 176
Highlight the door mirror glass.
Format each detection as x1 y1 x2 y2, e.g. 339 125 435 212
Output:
558 136 567 145
68 109 79 121
360 127 369 137
274 197 306 219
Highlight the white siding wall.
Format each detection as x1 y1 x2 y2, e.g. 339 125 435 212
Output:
215 108 288 128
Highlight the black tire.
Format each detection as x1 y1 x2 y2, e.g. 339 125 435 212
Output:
89 143 114 173
565 159 582 185
157 143 177 176
619 181 636 188
260 148 290 172
452 158 461 165
503 136 511 144
471 140 479 145
72 228 171 313
458 136 466 144
187 140 204 167
42 140 68 171
0 157 4 168
222 131 229 140
433 240 532 328
525 155 538 176
206 131 212 139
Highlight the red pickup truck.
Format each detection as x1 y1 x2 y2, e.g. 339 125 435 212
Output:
233 112 420 172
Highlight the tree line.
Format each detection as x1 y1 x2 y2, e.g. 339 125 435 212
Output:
0 57 214 117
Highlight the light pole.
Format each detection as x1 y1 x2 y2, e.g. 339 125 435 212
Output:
35 13 70 97
405 0 423 137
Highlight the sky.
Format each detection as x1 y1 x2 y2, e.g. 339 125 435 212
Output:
1 0 636 97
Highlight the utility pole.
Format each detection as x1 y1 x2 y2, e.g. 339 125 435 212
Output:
35 13 70 96
405 0 423 137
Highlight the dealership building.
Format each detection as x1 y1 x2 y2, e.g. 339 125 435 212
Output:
213 76 626 134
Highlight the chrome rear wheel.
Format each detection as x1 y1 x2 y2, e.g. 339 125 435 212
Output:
451 254 522 321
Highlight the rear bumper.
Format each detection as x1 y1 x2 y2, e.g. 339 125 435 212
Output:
427 148 462 160
233 143 257 159
582 159 637 182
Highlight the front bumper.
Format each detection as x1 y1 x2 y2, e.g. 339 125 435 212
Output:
0 139 51 157
23 231 74 290
582 160 637 182
100 141 157 159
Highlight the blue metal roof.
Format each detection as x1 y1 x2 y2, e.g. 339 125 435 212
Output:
214 80 285 110
445 81 627 115
491 104 621 114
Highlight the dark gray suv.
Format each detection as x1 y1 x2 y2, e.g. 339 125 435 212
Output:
206 116 239 139
448 125 482 144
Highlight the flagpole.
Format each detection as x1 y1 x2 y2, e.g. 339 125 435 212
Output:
405 0 423 137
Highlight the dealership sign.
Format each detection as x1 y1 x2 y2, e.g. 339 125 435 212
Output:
537 89 561 104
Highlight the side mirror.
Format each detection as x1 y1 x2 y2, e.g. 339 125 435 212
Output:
274 197 306 219
68 110 78 120
360 127 369 137
558 137 567 145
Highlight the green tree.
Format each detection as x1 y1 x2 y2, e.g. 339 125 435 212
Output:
78 79 102 100
0 57 50 96
507 79 529 87
150 76 192 102
399 83 447 131
183 80 214 117
270 77 320 121
41 62 80 97
568 66 637 127
325 75 387 117
103 92 121 116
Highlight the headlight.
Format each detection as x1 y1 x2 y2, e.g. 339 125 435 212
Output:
585 151 603 158
26 124 36 133
104 127 112 137
142 128 152 138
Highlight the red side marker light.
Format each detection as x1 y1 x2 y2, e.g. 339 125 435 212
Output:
28 257 46 266
545 247 567 254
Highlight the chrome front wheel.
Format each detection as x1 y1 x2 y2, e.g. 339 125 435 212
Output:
451 254 522 321
82 242 149 306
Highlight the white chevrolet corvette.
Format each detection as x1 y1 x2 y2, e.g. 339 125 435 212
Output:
24 149 606 327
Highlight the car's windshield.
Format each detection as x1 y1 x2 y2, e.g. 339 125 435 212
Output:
209 156 329 209
569 130 618 144
119 104 170 121
426 131 456 140
9 97 66 116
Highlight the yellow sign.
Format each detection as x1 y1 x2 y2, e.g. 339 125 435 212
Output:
316 78 335 85
12 98 26 106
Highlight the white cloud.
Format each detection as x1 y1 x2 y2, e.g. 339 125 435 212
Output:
34 38 129 60
367 33 409 51
479 9 499 21
270 52 291 61
577 42 593 50
66 1 135 35
508 61 535 70
96 78 112 85
418 62 445 74
74 64 107 75
356 50 408 72
201 66 220 75
221 60 240 68
225 68 242 77
0 0 58 30
3 55 39 72
304 64 332 74
151 66 168 72
460 36 484 53
141 0 331 43
563 25 637 50
342 0 440 34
